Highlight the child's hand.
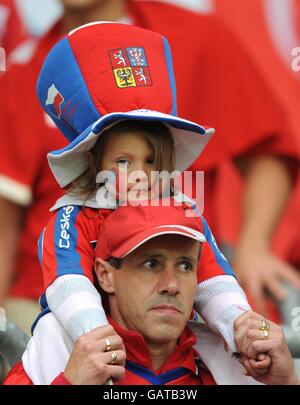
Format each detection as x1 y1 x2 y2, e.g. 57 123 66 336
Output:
242 352 271 377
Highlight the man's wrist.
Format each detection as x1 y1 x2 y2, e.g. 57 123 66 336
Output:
233 238 270 276
284 372 300 385
235 234 269 260
290 375 300 385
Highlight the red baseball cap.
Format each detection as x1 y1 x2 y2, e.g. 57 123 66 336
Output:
96 199 206 260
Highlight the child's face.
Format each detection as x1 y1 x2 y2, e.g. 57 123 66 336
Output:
101 130 155 193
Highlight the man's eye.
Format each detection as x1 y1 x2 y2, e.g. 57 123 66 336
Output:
178 262 193 272
143 259 159 270
117 159 130 166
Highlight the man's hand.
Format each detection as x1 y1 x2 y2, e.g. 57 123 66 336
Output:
234 311 299 385
234 251 300 315
64 325 126 385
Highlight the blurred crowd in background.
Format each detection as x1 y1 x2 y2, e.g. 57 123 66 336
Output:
0 0 300 380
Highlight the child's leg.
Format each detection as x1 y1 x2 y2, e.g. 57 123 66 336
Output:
22 312 73 385
194 215 252 353
195 275 251 353
189 320 261 385
46 274 108 342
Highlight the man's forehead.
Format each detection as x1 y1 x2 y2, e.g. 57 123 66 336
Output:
124 234 200 260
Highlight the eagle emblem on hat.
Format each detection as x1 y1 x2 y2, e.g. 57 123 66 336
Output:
109 47 152 89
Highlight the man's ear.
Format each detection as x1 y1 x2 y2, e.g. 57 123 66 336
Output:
94 258 115 293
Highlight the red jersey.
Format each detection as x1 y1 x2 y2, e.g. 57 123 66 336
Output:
3 318 216 385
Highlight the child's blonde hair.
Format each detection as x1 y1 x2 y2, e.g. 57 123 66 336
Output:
68 120 175 199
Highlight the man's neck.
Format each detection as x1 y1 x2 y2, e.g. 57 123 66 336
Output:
61 0 128 34
145 339 178 372
109 309 179 372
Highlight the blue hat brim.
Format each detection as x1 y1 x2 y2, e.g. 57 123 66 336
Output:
48 109 214 187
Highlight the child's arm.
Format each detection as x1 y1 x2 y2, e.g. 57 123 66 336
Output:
39 205 108 342
194 216 251 353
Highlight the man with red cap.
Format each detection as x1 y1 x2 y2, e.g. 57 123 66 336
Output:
4 201 299 385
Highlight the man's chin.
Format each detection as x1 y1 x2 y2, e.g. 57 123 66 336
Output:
146 311 186 337
145 324 183 344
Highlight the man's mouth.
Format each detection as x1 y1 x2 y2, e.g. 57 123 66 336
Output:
151 304 181 314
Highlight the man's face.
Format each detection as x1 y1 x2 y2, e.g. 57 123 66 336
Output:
100 235 200 345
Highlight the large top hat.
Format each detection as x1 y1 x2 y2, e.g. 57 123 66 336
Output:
37 22 214 187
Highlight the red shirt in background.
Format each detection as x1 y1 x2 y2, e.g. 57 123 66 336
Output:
0 23 67 299
0 0 29 55
212 0 300 264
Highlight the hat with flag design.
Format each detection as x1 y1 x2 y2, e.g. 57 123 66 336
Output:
37 22 214 188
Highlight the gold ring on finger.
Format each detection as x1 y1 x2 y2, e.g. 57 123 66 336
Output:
260 319 270 339
105 338 112 352
111 351 117 364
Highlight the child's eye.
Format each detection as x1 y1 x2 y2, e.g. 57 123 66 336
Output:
117 159 130 166
147 158 154 165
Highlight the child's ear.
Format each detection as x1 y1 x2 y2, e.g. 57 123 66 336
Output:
94 258 115 293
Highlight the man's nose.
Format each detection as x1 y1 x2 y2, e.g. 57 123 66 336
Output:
157 263 179 296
